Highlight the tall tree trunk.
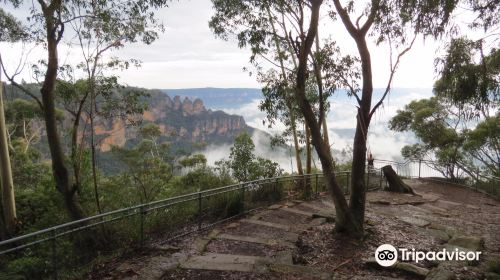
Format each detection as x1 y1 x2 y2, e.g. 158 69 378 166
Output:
0 81 17 235
291 114 304 175
348 35 372 232
322 116 330 147
304 124 312 197
294 0 362 237
40 4 85 220
71 111 83 193
333 0 378 235
265 5 303 176
89 89 102 214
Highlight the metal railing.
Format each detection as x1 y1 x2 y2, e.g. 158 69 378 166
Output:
0 171 386 279
2 158 495 279
373 158 500 197
0 166 393 279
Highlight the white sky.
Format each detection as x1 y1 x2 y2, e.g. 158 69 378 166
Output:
2 0 488 90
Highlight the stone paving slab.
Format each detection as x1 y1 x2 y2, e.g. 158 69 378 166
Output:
265 263 333 279
240 218 291 231
280 206 316 217
308 217 327 227
136 254 188 280
418 204 450 216
435 199 461 209
398 216 431 227
321 200 335 209
250 210 273 221
268 204 282 210
217 233 295 248
275 250 293 265
301 202 331 212
180 253 272 272
426 228 451 242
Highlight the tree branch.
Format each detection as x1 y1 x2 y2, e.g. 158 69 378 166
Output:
369 34 416 119
332 0 359 37
360 0 379 35
0 55 44 110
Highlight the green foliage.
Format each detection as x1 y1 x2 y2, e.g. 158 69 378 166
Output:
228 132 256 182
389 97 467 178
169 167 234 194
248 180 284 205
217 132 283 182
178 154 207 168
434 38 499 116
110 137 173 204
390 95 499 178
463 116 500 176
3 256 46 279
392 35 500 178
0 8 27 42
205 191 244 220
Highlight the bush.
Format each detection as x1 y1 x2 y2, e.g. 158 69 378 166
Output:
248 181 283 204
205 191 244 220
3 256 46 280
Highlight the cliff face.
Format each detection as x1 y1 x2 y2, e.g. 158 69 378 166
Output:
95 92 253 151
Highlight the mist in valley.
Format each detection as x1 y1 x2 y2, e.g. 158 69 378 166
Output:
199 88 431 172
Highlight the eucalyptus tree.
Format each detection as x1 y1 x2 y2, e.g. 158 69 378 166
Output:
389 97 468 178
434 38 499 119
0 8 29 236
327 0 462 233
54 0 161 214
211 0 324 178
435 37 499 177
0 82 17 237
211 0 466 237
111 123 173 204
392 37 499 178
0 0 168 220
211 0 364 235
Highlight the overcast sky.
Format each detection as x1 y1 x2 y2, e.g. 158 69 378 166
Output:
1 0 478 90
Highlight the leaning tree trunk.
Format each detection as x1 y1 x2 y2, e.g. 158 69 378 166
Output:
294 0 363 238
41 8 86 220
382 165 415 194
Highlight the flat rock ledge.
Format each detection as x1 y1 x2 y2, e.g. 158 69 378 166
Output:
363 258 429 278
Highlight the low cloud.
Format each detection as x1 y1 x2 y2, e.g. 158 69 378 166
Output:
200 130 294 172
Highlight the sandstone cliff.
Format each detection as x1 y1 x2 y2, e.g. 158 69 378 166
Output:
95 91 253 151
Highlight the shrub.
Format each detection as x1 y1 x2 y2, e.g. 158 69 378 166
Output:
3 256 46 279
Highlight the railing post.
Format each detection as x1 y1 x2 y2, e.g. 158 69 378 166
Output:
346 172 350 194
367 170 370 189
315 173 318 195
140 205 145 247
241 184 245 214
379 169 383 189
418 160 422 178
51 230 58 280
197 191 202 231
276 178 280 197
476 174 479 191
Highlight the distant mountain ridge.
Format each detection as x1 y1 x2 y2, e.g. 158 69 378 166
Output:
160 87 433 110
161 88 262 109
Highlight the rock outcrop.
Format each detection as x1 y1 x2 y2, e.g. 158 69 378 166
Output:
95 91 253 151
